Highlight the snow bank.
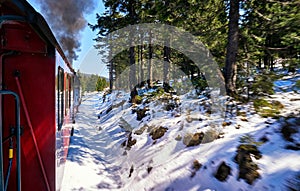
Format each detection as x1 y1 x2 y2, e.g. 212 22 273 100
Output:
62 70 300 191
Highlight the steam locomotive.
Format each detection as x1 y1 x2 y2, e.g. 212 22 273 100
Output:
0 0 80 190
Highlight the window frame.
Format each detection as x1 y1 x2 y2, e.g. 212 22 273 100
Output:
57 67 64 130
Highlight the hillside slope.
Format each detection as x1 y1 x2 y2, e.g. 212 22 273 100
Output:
62 69 300 191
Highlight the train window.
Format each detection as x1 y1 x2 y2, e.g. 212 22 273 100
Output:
65 75 72 113
69 76 72 110
65 75 69 114
57 67 64 130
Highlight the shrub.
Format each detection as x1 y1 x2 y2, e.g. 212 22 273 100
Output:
151 87 164 97
295 80 300 89
253 98 284 118
287 59 298 73
192 77 208 92
253 98 269 108
132 95 142 104
251 73 282 95
135 95 143 104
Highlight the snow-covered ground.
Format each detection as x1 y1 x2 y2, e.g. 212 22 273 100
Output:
61 70 300 191
61 92 125 190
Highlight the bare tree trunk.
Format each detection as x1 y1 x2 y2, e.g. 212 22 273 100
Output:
148 31 153 88
129 46 136 89
140 34 144 85
270 56 274 71
163 38 170 88
109 59 113 91
128 0 137 99
108 35 113 91
163 46 170 82
137 44 140 85
224 0 239 96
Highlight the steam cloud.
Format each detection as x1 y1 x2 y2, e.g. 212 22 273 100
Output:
36 0 96 63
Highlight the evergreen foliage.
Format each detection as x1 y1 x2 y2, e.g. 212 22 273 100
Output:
90 0 299 97
96 77 108 91
78 71 108 93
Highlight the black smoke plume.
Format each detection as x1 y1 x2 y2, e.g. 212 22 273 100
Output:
36 0 96 63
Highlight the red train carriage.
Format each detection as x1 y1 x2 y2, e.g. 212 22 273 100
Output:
0 0 79 190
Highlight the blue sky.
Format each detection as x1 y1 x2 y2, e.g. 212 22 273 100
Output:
27 0 108 77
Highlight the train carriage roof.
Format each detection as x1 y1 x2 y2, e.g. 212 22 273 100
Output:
0 0 74 73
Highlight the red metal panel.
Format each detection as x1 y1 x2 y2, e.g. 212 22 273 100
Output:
1 2 76 190
1 23 48 54
1 20 56 191
3 53 56 191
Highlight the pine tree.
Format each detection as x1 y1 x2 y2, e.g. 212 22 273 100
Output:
241 0 300 71
96 77 108 91
224 0 240 96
